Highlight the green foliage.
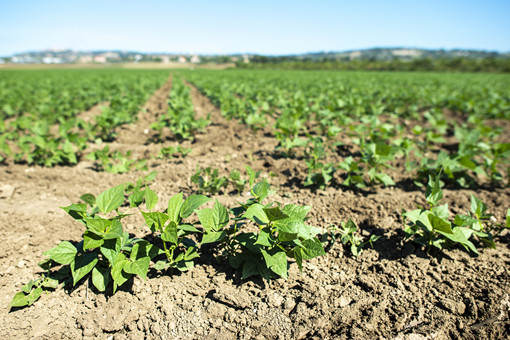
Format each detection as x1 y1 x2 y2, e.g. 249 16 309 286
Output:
150 76 209 142
86 146 148 174
403 175 506 254
328 219 381 257
157 145 191 159
191 165 229 195
200 166 326 279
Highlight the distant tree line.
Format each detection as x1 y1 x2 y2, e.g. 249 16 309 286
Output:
237 57 510 73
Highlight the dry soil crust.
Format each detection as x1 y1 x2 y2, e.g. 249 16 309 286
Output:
0 74 509 339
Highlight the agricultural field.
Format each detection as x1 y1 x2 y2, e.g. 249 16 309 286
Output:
0 68 509 339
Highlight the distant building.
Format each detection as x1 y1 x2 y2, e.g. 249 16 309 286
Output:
94 55 107 63
190 55 201 63
78 55 93 63
178 56 187 63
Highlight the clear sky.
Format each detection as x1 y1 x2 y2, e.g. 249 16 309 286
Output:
0 0 509 56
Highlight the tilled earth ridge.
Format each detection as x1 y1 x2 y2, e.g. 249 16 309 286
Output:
0 73 509 339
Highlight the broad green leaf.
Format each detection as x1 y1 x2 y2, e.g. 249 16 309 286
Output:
197 200 230 232
254 227 274 247
251 181 270 202
428 213 453 234
91 267 110 292
177 223 200 232
301 237 326 259
111 253 131 291
42 277 59 289
123 257 150 280
80 193 96 206
184 246 200 260
60 203 88 221
432 204 450 221
43 241 77 265
261 249 288 279
85 217 110 235
442 227 478 254
201 230 227 244
10 291 29 307
144 187 158 210
83 231 104 250
162 221 178 245
70 252 98 285
25 287 43 306
282 204 311 220
141 211 168 232
103 220 124 240
243 203 269 225
180 195 211 219
167 193 184 223
242 260 259 279
375 173 395 186
97 184 125 213
263 207 288 222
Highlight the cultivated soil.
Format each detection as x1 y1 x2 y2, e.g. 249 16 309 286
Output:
0 73 509 339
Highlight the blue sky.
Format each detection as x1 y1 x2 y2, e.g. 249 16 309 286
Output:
0 0 509 56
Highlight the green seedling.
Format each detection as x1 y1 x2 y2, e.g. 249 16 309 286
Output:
335 219 381 257
191 165 228 195
200 166 326 279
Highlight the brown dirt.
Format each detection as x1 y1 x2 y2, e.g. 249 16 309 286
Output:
0 76 509 339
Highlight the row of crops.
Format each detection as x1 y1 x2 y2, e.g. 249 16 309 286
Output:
180 69 510 189
0 69 169 166
3 68 510 308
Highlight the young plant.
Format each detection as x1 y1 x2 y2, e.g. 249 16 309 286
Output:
157 145 191 159
304 137 335 189
86 145 148 174
200 166 326 279
403 176 480 254
10 184 163 308
140 193 210 271
191 165 228 195
336 219 381 257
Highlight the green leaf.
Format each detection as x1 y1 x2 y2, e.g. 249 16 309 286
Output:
141 211 168 232
375 172 395 186
243 203 269 225
10 291 29 307
197 200 229 232
123 257 150 280
70 252 98 285
470 195 487 219
180 195 211 218
426 175 443 207
80 193 96 206
162 221 178 245
261 249 288 279
251 181 270 202
167 193 184 223
83 231 104 250
43 241 77 265
111 253 131 292
201 230 227 244
42 277 59 289
25 287 43 306
428 213 453 234
282 204 311 220
301 237 326 260
97 184 125 213
60 203 88 221
254 227 274 247
144 187 158 210
245 165 257 188
263 207 288 222
293 247 304 272
91 267 110 292
242 260 260 279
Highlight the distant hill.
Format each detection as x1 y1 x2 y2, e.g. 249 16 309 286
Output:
1 48 508 65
